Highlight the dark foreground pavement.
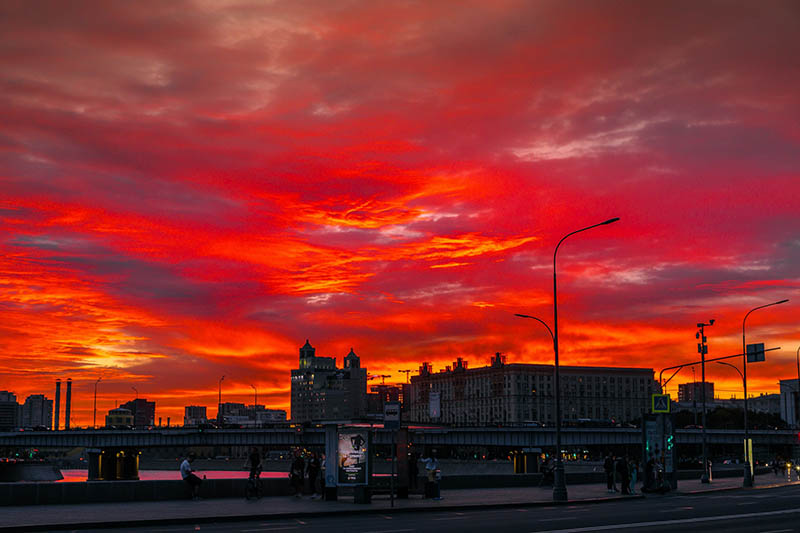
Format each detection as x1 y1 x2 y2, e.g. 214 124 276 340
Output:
3 475 798 532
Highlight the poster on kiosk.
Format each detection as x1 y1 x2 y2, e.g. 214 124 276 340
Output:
338 429 369 485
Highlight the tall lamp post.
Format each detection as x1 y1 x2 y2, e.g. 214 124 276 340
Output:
518 216 619 502
218 375 225 426
93 377 102 429
742 298 788 487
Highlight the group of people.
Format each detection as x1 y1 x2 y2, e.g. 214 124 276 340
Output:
179 448 325 500
603 454 639 495
289 448 323 498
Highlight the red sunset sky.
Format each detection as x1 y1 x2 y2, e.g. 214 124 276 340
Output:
1 1 799 425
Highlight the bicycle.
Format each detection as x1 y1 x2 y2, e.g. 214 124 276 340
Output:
245 467 263 500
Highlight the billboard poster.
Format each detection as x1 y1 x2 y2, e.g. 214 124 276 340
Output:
338 429 368 485
429 391 441 419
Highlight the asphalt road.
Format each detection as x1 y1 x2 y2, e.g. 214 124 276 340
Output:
75 485 800 533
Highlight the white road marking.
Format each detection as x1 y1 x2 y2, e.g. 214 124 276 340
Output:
758 529 792 533
295 520 307 525
432 516 469 521
239 526 297 533
532 507 800 533
539 517 578 522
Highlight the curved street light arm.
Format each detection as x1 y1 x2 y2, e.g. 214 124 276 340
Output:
553 218 621 264
715 360 743 381
514 313 555 342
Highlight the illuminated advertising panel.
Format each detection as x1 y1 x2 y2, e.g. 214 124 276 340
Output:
338 429 368 485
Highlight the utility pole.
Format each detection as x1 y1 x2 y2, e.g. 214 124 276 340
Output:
697 320 714 483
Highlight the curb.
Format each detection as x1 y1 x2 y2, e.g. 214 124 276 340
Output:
674 479 800 495
0 494 644 532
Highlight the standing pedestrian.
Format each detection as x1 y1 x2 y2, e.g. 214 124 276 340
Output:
408 452 419 491
628 457 638 495
421 450 442 500
290 449 305 497
644 454 655 492
307 452 321 499
616 455 630 495
603 453 616 493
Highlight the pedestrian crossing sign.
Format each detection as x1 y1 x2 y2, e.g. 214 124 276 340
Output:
652 394 671 413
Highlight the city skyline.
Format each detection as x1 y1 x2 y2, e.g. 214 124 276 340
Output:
1 1 799 426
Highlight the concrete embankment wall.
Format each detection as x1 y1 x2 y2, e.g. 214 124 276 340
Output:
0 467 769 506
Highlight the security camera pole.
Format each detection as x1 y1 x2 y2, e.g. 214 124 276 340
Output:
696 320 714 483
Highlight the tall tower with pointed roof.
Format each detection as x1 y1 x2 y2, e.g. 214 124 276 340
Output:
290 340 367 422
344 347 360 369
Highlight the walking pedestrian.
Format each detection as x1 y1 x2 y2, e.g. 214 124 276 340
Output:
290 449 305 497
603 453 616 493
307 452 321 499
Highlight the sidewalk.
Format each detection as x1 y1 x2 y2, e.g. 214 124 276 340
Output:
1 477 797 532
0 483 636 531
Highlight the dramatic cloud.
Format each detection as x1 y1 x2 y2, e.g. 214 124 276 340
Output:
1 0 798 423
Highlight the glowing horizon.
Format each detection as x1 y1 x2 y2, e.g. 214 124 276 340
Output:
1 1 799 425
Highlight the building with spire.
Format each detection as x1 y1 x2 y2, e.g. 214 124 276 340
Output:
290 340 368 423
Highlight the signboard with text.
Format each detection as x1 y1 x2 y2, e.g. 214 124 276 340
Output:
429 391 441 419
384 401 401 430
338 429 368 486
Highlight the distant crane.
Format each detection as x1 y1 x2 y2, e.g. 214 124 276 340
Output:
398 370 412 384
369 374 392 385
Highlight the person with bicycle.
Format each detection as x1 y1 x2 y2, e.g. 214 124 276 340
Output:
244 447 263 499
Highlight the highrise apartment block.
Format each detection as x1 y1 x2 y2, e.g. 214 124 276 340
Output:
119 398 156 428
290 340 368 423
21 394 53 429
0 391 20 431
677 381 715 402
407 353 659 426
184 405 208 426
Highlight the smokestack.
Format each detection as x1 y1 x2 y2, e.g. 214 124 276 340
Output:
54 379 61 431
65 378 72 429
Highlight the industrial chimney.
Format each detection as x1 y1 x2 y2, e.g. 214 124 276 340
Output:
54 379 61 431
64 378 72 429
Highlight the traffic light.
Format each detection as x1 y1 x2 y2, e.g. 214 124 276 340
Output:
666 434 674 451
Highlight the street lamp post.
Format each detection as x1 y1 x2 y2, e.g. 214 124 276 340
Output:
218 375 225 426
742 298 789 487
93 377 102 429
517 216 619 502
